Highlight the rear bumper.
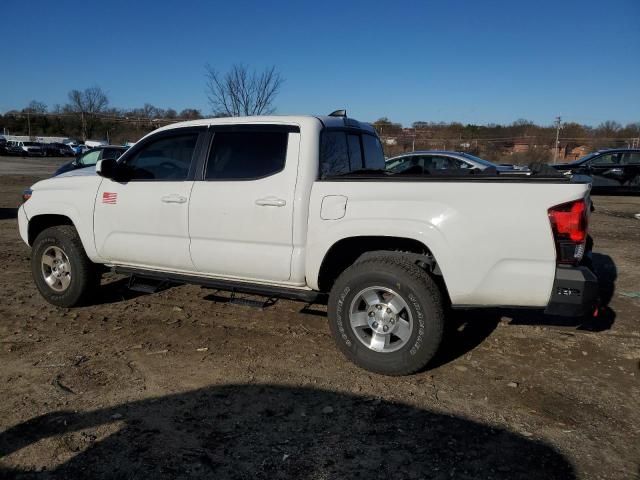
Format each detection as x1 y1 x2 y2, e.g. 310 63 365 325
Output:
544 264 599 317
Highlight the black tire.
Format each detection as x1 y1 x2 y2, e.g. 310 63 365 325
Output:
31 225 100 307
328 253 444 376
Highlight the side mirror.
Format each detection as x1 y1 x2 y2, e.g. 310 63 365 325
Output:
96 158 119 179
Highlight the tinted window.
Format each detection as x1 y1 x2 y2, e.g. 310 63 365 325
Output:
347 134 363 169
101 148 124 160
621 152 640 165
320 131 350 177
362 134 385 170
205 131 287 180
590 153 618 165
320 131 385 177
428 156 471 170
123 133 197 180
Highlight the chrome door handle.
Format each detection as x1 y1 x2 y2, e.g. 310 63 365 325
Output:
161 194 187 204
255 197 286 207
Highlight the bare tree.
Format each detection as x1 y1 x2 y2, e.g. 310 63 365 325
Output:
67 86 109 140
205 64 283 117
178 108 203 120
23 100 48 114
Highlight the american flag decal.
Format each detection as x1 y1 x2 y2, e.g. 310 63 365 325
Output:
102 192 118 204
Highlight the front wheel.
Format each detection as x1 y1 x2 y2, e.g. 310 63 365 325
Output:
328 254 444 376
31 225 100 307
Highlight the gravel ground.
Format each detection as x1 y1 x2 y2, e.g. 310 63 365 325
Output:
0 156 639 479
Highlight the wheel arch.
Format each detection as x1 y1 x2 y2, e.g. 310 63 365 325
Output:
28 214 75 245
314 235 450 300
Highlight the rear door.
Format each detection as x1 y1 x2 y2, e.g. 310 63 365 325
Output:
188 125 299 282
620 152 640 190
93 128 204 271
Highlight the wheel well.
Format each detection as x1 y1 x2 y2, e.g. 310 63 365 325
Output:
28 214 74 245
317 236 442 292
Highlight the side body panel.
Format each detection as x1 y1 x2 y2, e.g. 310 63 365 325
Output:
305 180 591 307
20 173 105 263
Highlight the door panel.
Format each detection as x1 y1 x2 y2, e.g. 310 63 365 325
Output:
94 180 194 270
93 130 201 271
189 130 299 282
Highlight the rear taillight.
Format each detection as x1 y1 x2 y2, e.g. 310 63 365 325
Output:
548 199 588 264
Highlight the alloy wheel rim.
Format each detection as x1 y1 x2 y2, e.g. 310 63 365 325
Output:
41 246 72 292
349 286 414 353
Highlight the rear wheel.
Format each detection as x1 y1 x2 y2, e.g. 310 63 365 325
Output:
31 226 100 307
328 254 444 376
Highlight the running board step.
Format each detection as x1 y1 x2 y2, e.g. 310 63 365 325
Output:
114 267 323 303
127 275 173 294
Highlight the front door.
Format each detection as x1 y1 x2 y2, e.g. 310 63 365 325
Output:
93 129 203 271
188 126 299 282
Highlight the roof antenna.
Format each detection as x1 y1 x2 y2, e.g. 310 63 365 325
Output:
328 109 347 117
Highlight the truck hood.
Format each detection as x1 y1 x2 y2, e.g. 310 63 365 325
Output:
56 166 97 178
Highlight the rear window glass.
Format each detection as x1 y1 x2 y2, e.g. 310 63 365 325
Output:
320 130 385 178
362 134 385 170
320 131 350 177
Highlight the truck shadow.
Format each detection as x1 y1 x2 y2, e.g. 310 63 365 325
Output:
91 254 617 373
0 384 576 479
429 252 617 369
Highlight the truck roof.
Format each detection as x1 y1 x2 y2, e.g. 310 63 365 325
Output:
152 115 376 135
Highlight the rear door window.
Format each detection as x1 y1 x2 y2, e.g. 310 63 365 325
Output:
205 131 288 180
621 152 640 165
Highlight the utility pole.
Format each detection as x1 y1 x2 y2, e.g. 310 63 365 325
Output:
553 116 561 163
27 111 32 139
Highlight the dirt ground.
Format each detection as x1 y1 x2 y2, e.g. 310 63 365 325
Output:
0 157 639 479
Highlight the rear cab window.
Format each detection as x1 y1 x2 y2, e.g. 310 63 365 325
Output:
319 129 385 178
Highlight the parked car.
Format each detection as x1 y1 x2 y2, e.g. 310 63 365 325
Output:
53 145 128 176
5 141 24 155
8 141 46 156
18 113 596 376
551 149 640 194
44 142 76 157
0 137 6 155
385 151 528 174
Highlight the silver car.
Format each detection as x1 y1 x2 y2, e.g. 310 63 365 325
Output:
385 151 527 174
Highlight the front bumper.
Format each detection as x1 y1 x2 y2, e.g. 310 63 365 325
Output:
544 264 599 317
17 204 29 245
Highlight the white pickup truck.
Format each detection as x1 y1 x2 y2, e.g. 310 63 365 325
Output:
18 112 598 375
